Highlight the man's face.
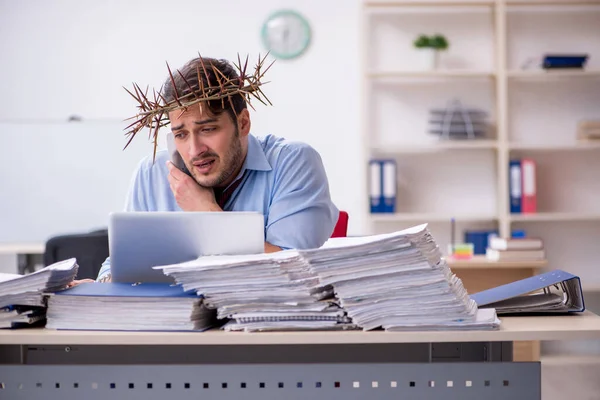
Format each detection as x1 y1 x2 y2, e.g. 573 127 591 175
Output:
169 105 244 188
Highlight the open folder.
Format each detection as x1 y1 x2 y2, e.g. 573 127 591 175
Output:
470 270 585 315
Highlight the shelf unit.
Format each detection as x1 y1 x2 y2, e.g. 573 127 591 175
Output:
361 0 600 287
370 212 498 223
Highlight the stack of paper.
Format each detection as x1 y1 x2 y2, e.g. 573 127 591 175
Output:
155 252 354 332
0 258 79 328
0 307 46 328
46 282 215 331
300 224 500 331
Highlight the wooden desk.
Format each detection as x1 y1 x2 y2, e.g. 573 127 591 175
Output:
0 312 599 345
447 255 548 362
0 313 599 400
0 242 45 274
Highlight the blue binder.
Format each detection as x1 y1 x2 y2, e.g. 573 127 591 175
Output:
53 282 199 298
509 159 522 213
369 159 396 213
470 270 585 315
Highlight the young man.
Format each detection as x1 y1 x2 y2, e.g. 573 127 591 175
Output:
95 56 339 282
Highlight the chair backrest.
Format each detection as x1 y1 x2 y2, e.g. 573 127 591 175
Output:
44 229 109 280
331 211 349 238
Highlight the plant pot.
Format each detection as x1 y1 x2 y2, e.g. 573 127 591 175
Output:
415 49 437 70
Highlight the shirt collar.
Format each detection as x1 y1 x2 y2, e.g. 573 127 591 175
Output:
243 134 272 172
222 134 272 192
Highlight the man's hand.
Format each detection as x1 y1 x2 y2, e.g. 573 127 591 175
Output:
67 278 95 288
167 161 222 212
264 242 282 253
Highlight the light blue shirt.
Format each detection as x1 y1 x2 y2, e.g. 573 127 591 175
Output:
96 133 339 281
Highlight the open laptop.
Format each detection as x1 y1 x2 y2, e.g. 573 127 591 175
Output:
108 211 264 283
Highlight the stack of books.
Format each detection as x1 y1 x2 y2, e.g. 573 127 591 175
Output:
577 120 600 141
155 252 352 332
0 258 79 328
46 282 215 331
485 237 545 261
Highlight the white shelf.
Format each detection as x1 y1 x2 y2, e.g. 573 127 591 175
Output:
372 140 498 154
362 0 600 318
507 0 600 5
369 70 495 80
0 243 45 255
509 142 600 151
365 0 495 6
370 213 498 223
507 70 600 79
509 212 600 222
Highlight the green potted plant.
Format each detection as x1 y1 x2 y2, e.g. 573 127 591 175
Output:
413 33 449 70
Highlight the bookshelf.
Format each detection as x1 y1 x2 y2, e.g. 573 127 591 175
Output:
361 0 600 288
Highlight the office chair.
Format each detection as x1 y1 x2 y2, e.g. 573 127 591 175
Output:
43 229 109 280
331 211 349 238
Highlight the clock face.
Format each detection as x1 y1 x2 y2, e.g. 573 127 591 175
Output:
261 10 311 60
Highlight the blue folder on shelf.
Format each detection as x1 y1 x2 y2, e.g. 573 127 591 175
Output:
470 270 585 315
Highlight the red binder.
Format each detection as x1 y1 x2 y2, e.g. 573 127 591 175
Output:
521 159 537 213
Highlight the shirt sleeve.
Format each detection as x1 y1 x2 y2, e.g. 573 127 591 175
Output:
265 143 339 250
95 158 150 282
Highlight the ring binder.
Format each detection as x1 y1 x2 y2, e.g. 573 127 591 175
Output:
470 270 585 315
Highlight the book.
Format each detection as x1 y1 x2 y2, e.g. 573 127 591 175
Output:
485 248 545 261
489 237 543 251
471 270 585 315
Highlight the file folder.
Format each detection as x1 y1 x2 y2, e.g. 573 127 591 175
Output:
509 159 522 213
521 158 537 213
369 159 396 213
470 270 585 315
382 159 397 213
369 160 383 213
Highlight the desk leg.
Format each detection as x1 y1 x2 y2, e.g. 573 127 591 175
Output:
453 267 541 362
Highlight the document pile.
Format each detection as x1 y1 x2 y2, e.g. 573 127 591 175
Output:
303 224 500 331
155 252 353 332
46 282 215 331
0 258 79 328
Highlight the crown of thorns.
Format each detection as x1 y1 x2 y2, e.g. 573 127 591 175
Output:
122 53 274 160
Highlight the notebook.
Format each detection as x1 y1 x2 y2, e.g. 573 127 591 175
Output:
470 270 585 315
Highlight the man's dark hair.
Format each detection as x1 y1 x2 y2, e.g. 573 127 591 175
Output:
162 57 247 126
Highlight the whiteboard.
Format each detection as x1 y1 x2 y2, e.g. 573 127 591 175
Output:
0 121 163 243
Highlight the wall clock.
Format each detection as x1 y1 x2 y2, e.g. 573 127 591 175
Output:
261 10 311 60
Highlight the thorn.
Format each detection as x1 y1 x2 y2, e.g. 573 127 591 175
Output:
166 61 183 107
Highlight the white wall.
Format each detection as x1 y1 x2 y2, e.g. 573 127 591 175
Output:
0 0 365 269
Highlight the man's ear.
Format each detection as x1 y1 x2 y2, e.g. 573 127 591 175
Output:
237 109 251 137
